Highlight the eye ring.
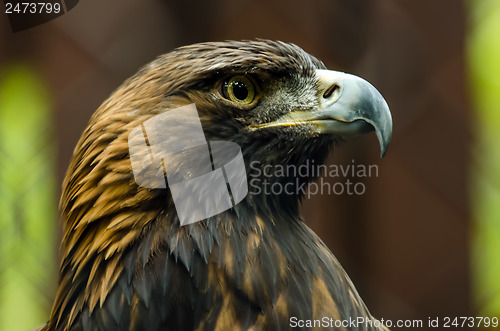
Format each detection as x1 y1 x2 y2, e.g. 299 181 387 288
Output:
218 75 257 105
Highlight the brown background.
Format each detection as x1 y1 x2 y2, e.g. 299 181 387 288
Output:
0 0 470 329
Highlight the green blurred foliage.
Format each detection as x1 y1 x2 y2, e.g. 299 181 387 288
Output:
0 65 57 330
468 0 500 316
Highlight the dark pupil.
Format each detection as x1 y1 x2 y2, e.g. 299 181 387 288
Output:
232 81 248 100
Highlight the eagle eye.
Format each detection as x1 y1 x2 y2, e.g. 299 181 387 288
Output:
219 75 257 105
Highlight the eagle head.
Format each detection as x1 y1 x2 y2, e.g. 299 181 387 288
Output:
46 40 392 331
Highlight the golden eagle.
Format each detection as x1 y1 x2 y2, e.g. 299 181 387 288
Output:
42 40 392 330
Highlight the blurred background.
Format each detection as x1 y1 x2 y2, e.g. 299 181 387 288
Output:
0 0 499 330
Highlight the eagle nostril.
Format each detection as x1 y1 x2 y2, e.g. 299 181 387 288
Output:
323 84 340 99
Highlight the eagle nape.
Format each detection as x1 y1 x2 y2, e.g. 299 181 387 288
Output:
40 40 393 331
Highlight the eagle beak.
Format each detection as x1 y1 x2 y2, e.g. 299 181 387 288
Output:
314 69 393 158
248 69 392 158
